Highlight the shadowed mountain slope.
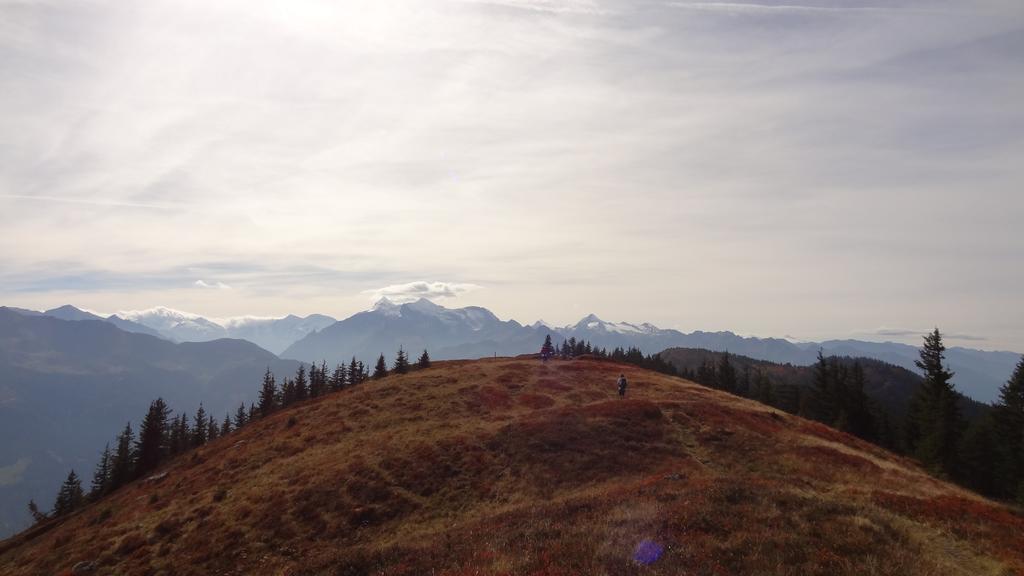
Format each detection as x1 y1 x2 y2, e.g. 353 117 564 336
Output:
2 357 1022 575
0 308 302 538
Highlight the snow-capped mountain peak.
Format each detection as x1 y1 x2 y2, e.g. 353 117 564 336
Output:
371 297 402 317
403 297 445 315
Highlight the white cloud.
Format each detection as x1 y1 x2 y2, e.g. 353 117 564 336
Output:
193 280 231 290
457 0 613 15
665 2 936 14
0 0 1022 350
363 281 483 304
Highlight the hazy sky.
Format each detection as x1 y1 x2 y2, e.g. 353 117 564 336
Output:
1 0 1022 350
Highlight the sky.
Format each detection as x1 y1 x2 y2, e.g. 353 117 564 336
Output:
1 0 1022 351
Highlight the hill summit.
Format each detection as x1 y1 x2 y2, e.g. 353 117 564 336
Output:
2 357 1022 575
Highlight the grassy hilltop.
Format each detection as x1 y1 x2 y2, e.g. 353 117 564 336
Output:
2 356 1022 575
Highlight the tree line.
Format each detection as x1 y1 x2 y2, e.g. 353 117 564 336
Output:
541 334 679 375
671 330 1024 504
29 347 432 523
542 330 1023 504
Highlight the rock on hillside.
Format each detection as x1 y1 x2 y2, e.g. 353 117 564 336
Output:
2 358 1022 575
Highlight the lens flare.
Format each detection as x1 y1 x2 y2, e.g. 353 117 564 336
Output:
633 539 664 565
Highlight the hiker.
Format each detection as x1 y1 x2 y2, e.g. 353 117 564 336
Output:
617 374 628 397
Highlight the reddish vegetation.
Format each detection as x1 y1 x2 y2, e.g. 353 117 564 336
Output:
2 357 1022 575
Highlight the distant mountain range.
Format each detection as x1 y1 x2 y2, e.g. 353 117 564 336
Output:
12 305 336 355
14 301 1021 404
283 298 1020 405
0 307 302 538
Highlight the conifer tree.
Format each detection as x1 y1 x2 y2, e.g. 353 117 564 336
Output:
373 354 388 379
207 415 218 441
738 365 752 398
136 398 171 476
349 357 360 386
168 414 188 456
235 403 248 428
192 404 208 447
756 370 774 405
540 334 555 357
110 422 136 490
908 329 963 475
307 362 320 397
393 347 409 374
294 365 309 400
248 403 257 421
90 444 112 499
992 356 1024 499
330 364 347 391
716 352 737 393
307 362 323 397
418 349 431 369
258 368 278 417
53 470 84 516
958 415 1000 495
813 350 835 423
221 413 232 436
281 377 296 406
846 361 874 441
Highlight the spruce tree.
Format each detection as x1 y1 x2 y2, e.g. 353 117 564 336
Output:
540 335 555 357
110 422 136 490
813 350 835 423
349 357 360 386
393 347 409 374
221 413 232 436
248 403 257 421
207 415 218 441
716 352 737 393
373 354 388 379
281 377 296 406
756 370 774 405
90 444 112 499
992 356 1024 498
294 365 308 400
192 404 208 447
958 415 1000 495
53 470 84 516
418 349 431 369
846 361 874 441
330 364 347 391
168 414 187 456
908 329 963 475
258 368 278 417
314 361 328 396
308 361 324 397
135 398 171 476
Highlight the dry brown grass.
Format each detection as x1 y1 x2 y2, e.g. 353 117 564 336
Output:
2 356 1022 575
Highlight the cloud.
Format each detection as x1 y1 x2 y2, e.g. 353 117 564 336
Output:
665 2 943 14
1 0 1022 351
457 0 612 15
193 280 231 290
875 328 987 342
875 328 923 337
363 281 483 304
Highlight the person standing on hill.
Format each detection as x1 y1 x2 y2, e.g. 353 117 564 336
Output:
617 374 628 398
